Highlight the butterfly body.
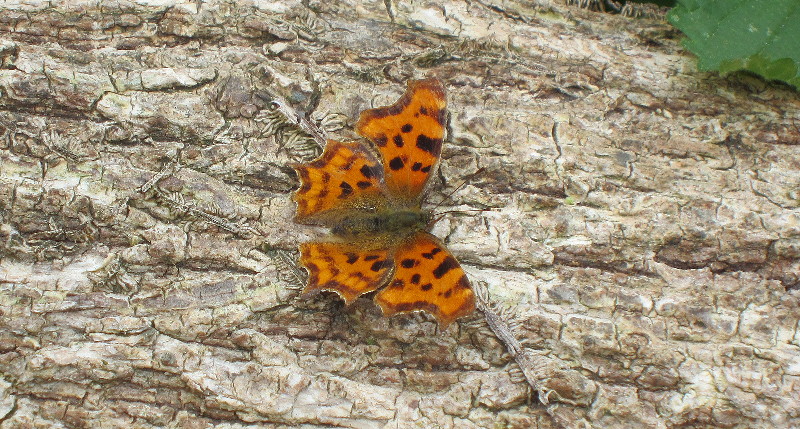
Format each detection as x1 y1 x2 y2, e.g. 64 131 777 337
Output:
330 209 431 239
292 79 475 328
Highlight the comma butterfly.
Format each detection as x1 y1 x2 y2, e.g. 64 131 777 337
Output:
291 78 475 329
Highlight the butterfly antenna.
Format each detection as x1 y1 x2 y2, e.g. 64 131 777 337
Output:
430 167 486 213
430 207 493 226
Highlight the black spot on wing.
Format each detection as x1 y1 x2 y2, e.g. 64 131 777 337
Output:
421 165 431 173
345 253 358 264
306 261 320 283
419 106 428 115
360 164 380 179
324 280 359 298
394 301 436 313
401 258 419 268
367 101 405 120
416 134 439 155
391 279 404 289
389 156 405 171
364 255 380 261
410 274 421 284
393 135 404 147
375 134 388 147
371 259 389 272
457 275 470 289
310 145 341 168
411 162 422 171
339 181 353 198
433 256 458 279
343 154 358 170
356 181 371 189
422 248 441 259
421 283 433 291
401 124 412 133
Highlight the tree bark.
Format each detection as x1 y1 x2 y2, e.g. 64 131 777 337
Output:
1 1 798 428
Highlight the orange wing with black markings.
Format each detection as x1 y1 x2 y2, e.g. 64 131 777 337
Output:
292 140 386 225
299 241 393 304
293 79 477 329
375 232 475 329
356 79 447 204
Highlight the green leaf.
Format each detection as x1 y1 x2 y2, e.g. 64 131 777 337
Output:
668 0 800 90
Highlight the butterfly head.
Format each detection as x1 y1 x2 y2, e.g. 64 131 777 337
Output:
422 209 439 228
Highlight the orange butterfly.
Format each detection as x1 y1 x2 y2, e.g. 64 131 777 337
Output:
292 78 475 329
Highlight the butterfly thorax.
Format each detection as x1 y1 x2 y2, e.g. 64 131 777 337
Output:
331 209 432 239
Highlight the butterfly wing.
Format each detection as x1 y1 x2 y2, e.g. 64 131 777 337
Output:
299 241 393 304
292 140 386 226
355 78 447 205
374 232 475 329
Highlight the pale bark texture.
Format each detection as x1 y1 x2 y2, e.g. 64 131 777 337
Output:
1 0 799 428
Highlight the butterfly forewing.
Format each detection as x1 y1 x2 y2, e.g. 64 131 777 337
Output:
375 232 475 329
299 241 393 304
356 79 447 205
292 140 386 225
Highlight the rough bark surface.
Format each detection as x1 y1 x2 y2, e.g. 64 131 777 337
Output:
1 1 799 428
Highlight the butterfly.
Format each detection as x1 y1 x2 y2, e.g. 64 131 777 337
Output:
291 78 475 329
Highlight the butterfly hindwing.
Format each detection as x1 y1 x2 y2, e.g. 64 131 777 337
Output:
300 241 393 304
292 140 386 225
374 232 475 329
356 79 447 204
